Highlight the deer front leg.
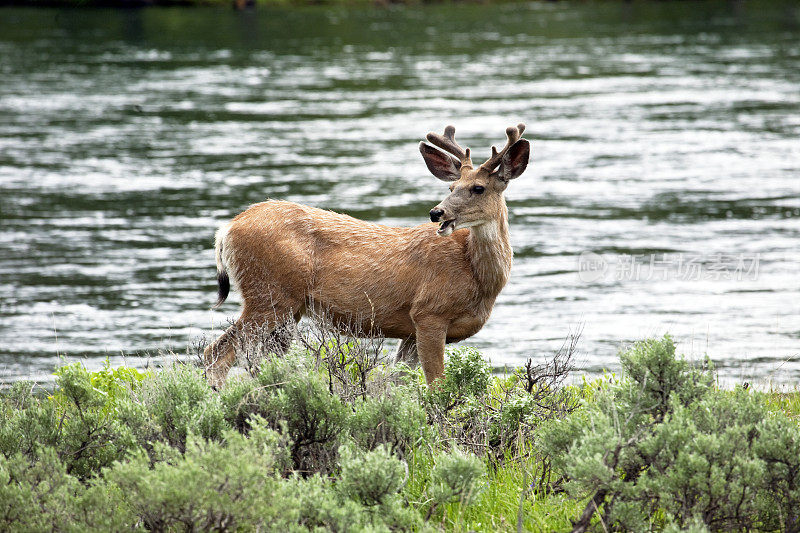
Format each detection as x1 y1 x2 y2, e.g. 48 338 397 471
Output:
413 320 447 385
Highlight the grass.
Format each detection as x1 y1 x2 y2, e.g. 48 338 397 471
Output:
401 449 578 531
762 388 800 418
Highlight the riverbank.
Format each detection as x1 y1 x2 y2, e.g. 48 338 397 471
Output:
2 335 799 531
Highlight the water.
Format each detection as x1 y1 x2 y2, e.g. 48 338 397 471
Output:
1 2 798 385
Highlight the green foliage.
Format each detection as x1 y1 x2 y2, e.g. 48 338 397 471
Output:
423 343 580 468
0 381 60 460
106 422 286 531
127 363 228 452
290 471 423 532
428 447 486 508
618 335 713 421
50 359 145 417
635 388 767 529
348 390 429 456
0 448 132 532
338 443 407 506
753 411 800 530
52 363 140 478
4 336 800 531
255 356 349 474
538 335 800 532
219 355 311 433
1 364 138 481
432 346 491 409
403 446 579 531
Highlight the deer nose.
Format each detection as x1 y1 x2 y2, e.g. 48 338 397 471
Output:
430 208 444 222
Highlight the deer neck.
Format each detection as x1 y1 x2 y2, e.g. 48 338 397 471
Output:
466 200 513 296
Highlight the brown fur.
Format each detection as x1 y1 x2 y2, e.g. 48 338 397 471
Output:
203 125 530 387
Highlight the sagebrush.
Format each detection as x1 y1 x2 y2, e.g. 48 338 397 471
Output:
2 334 799 532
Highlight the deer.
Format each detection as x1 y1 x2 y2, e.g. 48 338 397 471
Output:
203 123 530 388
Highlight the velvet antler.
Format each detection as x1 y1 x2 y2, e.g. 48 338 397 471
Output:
426 125 473 169
480 123 526 173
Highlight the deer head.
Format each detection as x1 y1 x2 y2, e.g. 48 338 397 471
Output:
420 124 530 236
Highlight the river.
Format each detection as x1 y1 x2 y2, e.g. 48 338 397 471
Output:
1 1 798 385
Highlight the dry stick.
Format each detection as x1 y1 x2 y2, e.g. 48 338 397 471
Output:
571 489 609 533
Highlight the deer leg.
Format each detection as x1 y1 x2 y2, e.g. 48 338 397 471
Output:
236 317 298 378
203 322 240 389
395 337 419 367
414 322 447 385
265 319 296 356
204 301 299 389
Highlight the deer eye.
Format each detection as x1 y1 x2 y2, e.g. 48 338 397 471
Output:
473 185 485 194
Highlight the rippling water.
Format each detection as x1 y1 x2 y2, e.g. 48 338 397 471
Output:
1 2 798 384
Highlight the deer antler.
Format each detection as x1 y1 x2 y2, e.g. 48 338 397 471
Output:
426 125 473 169
480 123 526 173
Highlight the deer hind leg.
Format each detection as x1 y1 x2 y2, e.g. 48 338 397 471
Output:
395 337 419 367
265 319 296 356
203 323 240 390
204 299 301 389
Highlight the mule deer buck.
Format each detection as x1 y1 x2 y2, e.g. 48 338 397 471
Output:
203 123 530 388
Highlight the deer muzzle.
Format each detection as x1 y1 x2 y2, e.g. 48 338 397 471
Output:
430 207 456 236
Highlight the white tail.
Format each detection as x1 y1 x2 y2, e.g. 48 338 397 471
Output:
203 124 531 387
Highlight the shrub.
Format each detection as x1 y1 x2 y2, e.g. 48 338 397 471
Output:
10 333 798 532
50 359 145 417
0 364 139 481
218 354 304 432
0 447 133 532
338 443 407 506
751 411 800 531
433 346 491 410
222 354 349 475
0 381 60 460
425 340 579 464
285 474 366 532
298 310 389 400
289 470 423 533
618 335 713 421
348 390 429 456
105 420 286 531
633 388 766 529
53 363 142 479
127 364 228 452
428 447 486 509
267 367 349 475
537 335 800 532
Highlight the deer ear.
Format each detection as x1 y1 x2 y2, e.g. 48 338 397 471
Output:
500 139 530 181
419 142 461 182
